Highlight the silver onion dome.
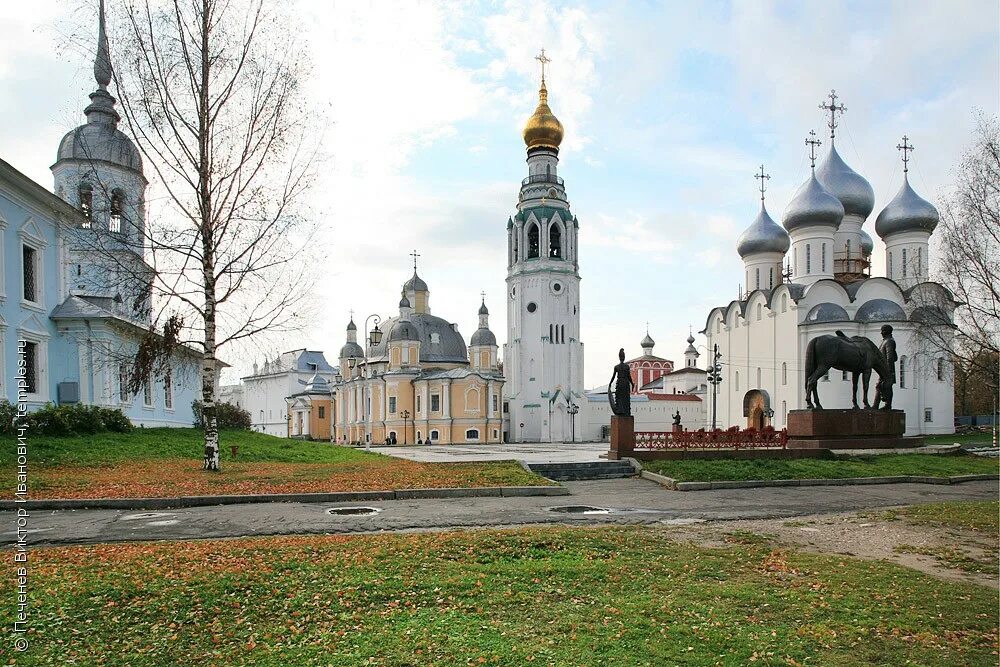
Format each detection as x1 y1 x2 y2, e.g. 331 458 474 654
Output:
640 333 655 348
478 300 489 316
403 271 428 292
859 228 874 256
782 173 844 232
737 205 791 257
874 176 939 239
815 144 875 219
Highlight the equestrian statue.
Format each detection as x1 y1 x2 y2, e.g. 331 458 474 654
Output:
804 328 895 410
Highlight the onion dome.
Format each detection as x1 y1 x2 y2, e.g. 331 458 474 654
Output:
339 340 363 358
399 294 411 309
522 80 563 151
815 144 875 219
859 228 874 256
57 0 142 173
782 174 844 232
875 176 939 239
640 333 655 349
684 333 697 355
403 271 428 292
346 318 357 332
478 300 489 316
738 205 791 257
470 327 497 347
389 321 419 342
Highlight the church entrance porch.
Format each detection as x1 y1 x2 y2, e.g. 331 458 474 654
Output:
743 389 773 430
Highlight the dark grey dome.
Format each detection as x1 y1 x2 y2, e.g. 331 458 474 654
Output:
875 177 939 239
470 328 497 346
804 302 849 323
403 271 428 292
855 298 906 322
369 313 467 363
346 318 357 331
815 143 875 219
389 320 420 342
478 300 489 315
910 305 951 325
57 123 142 173
338 341 363 359
640 332 655 348
737 205 791 257
782 173 844 232
860 228 874 255
399 294 411 308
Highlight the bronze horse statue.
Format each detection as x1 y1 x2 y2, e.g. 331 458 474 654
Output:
805 331 891 410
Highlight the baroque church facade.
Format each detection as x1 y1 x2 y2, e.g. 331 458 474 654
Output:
0 4 199 425
503 61 585 443
703 94 955 436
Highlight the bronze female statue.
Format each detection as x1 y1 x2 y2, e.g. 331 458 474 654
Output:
607 348 635 416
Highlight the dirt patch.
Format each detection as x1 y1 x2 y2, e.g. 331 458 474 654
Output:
667 509 999 589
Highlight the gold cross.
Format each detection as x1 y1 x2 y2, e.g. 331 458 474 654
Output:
819 89 847 139
535 48 551 82
805 130 822 170
896 135 914 173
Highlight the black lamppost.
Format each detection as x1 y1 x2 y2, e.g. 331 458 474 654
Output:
401 409 410 445
706 344 723 431
567 403 579 443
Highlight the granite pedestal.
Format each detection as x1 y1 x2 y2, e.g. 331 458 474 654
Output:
787 408 919 449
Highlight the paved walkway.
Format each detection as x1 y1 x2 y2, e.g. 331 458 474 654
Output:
9 478 996 547
367 441 609 463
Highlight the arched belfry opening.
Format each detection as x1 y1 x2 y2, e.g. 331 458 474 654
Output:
527 222 540 259
549 222 562 258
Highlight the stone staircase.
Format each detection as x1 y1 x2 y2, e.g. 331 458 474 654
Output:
528 460 635 482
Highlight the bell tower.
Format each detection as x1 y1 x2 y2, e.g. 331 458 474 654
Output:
503 50 584 443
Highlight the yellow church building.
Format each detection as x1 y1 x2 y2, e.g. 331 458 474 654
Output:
326 265 504 445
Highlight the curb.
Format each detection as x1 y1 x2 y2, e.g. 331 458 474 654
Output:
1 485 569 511
639 471 998 492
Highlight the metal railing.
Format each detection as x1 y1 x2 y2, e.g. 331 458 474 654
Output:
521 174 564 187
634 426 788 450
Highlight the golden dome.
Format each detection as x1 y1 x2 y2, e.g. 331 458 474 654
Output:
522 81 563 151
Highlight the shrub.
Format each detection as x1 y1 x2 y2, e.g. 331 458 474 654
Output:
191 400 252 430
0 402 134 437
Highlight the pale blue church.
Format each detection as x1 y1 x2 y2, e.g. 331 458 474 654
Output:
0 8 200 426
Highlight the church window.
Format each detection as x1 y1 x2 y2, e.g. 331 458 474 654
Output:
806 244 811 274
755 268 760 290
512 233 518 262
109 189 125 234
846 239 852 258
492 394 498 412
842 370 848 381
549 323 554 343
756 367 761 387
142 374 153 407
549 222 562 258
23 342 38 394
924 408 932 423
527 223 540 258
318 406 325 419
416 395 421 413
756 304 762 321
781 362 787 385
431 394 440 412
388 396 397 414
902 249 907 277
769 267 774 289
119 364 130 403
918 248 922 275
430 429 440 441
888 252 893 278
561 325 565 343
936 358 944 381
735 372 739 391
821 243 827 272
793 248 798 275
899 356 907 388
22 244 38 302
782 400 787 425
78 183 93 226
465 429 480 441
526 302 537 313
163 368 173 409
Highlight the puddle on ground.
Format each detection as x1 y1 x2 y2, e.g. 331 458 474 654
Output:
146 519 180 527
121 512 174 521
547 505 610 515
327 507 381 516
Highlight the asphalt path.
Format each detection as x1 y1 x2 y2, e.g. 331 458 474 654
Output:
7 478 997 548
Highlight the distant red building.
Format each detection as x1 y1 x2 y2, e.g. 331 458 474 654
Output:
628 333 674 395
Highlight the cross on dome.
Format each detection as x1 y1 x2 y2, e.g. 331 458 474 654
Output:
410 249 421 272
754 164 770 203
896 135 914 173
819 89 847 140
535 48 551 83
806 130 822 170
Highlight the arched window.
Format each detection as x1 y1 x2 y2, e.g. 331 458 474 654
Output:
756 367 761 387
936 357 944 381
769 267 774 289
527 223 540 259
781 400 787 424
918 248 923 276
109 189 125 234
512 231 518 262
782 362 787 386
465 428 480 441
902 249 908 277
429 429 440 441
806 244 812 273
755 268 760 290
735 371 740 392
899 356 907 388
756 304 762 321
888 252 893 278
549 222 562 258
549 323 554 343
821 243 827 272
846 239 852 258
78 183 93 226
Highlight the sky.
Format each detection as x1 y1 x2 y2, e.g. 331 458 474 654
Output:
1 0 997 387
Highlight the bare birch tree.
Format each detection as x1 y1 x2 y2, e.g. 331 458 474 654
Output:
97 0 318 469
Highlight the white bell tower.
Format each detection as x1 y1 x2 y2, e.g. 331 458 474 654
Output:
503 50 584 443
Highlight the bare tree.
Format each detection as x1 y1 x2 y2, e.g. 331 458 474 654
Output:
95 0 318 469
915 112 1000 417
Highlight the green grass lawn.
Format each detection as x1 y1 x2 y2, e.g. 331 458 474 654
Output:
924 432 997 446
0 429 549 499
5 526 996 666
642 453 999 482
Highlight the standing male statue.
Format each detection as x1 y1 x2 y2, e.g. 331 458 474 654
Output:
607 348 635 416
872 325 898 411
672 410 682 426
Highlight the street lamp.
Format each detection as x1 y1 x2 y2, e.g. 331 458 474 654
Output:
705 343 723 431
401 409 410 445
567 403 579 443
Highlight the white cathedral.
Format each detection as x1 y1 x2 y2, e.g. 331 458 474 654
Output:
703 93 955 436
503 59 585 443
